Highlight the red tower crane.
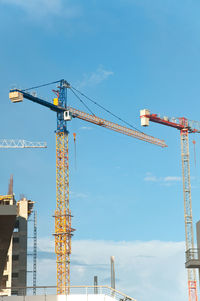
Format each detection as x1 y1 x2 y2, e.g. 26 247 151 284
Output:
140 109 200 301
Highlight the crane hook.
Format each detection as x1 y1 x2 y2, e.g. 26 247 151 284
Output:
73 133 77 170
192 140 196 168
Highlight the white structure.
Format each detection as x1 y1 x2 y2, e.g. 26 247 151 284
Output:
0 286 136 301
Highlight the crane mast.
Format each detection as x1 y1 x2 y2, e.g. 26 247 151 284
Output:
54 81 75 295
140 109 199 301
9 81 167 295
10 81 75 295
181 129 197 300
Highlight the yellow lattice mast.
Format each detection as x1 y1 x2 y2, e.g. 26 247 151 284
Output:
55 132 74 294
54 82 75 294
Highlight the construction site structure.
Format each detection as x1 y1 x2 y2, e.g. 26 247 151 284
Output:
27 210 37 295
94 276 98 294
140 109 200 301
0 285 136 301
0 176 35 296
196 221 200 289
0 140 47 148
33 211 37 295
9 80 167 295
0 139 45 294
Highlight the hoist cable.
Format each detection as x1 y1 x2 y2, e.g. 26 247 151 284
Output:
70 88 95 116
73 135 77 171
192 140 196 168
22 80 61 92
22 79 145 135
70 86 144 134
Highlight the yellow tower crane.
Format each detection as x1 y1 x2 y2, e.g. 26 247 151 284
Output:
9 80 167 295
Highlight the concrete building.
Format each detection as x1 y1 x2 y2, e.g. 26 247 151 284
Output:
0 194 17 296
0 177 34 296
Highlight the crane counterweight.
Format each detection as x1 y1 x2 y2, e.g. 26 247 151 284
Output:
140 109 150 126
9 91 23 103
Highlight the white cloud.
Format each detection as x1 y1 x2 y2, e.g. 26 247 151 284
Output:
79 126 93 131
38 237 54 253
144 174 158 182
0 0 80 19
77 67 114 88
70 191 88 199
36 238 188 301
144 173 181 185
164 176 182 182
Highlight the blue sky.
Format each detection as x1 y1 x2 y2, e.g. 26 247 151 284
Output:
1 1 200 301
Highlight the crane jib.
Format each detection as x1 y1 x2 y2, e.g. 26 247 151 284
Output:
68 107 167 148
9 89 167 148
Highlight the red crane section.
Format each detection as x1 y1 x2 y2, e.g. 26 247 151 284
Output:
140 108 199 301
140 109 200 133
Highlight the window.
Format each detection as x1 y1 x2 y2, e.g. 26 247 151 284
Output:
14 220 19 232
12 273 19 278
13 237 19 243
12 255 19 261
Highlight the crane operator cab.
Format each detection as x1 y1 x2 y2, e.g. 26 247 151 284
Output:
64 110 72 121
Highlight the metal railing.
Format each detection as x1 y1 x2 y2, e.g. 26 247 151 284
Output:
0 285 136 301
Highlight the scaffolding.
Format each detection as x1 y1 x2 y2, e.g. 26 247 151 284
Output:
27 210 37 295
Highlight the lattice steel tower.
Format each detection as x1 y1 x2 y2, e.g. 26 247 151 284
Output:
54 80 74 294
140 110 200 301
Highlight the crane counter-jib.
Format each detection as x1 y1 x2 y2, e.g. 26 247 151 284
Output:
9 90 167 148
9 89 63 112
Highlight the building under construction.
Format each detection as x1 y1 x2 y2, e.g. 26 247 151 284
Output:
0 176 34 296
0 179 135 301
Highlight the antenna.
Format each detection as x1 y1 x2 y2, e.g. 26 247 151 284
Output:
111 256 115 290
94 276 98 294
